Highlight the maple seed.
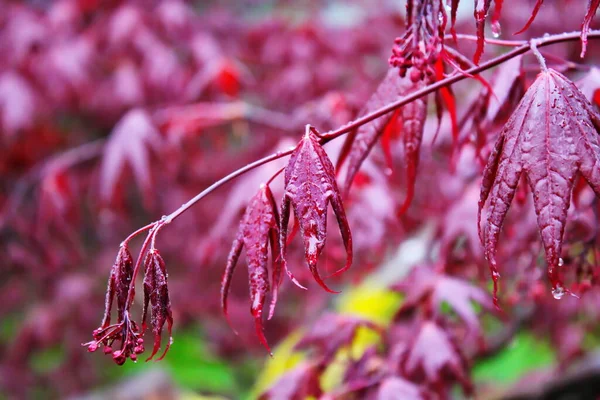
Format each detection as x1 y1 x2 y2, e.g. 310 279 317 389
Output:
479 69 600 304
142 249 173 361
280 126 353 293
221 185 282 354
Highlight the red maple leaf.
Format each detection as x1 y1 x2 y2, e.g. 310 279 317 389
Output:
399 320 472 394
341 69 428 215
395 266 494 336
280 126 352 293
479 69 600 302
221 184 282 353
295 312 380 362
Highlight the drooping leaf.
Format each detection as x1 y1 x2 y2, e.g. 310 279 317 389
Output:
479 69 600 303
220 184 282 354
342 69 428 215
473 0 493 64
581 0 600 57
142 249 173 361
280 126 352 293
101 245 133 328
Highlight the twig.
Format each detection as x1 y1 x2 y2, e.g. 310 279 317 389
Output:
124 30 600 247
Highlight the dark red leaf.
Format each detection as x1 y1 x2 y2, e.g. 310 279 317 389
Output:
142 249 173 361
220 184 282 354
582 0 600 57
280 126 352 293
342 69 428 216
479 69 600 303
101 245 133 328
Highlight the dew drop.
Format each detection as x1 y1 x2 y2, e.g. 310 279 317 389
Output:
552 285 565 300
491 21 501 37
169 337 174 345
558 257 564 267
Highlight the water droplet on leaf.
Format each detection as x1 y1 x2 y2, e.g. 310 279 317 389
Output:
552 285 565 300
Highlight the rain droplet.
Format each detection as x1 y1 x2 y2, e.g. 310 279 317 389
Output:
552 285 565 300
558 258 564 267
491 21 501 38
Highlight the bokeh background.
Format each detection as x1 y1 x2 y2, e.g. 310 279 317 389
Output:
1 0 600 399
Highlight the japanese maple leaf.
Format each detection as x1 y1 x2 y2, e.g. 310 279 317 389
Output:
341 69 428 215
399 320 471 394
100 108 162 205
221 184 282 353
142 250 173 362
479 69 600 301
295 312 380 362
280 126 352 293
395 266 494 335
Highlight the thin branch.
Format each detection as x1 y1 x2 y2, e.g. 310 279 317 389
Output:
446 33 527 47
125 29 600 240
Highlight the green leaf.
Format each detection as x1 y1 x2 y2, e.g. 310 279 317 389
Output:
473 331 556 384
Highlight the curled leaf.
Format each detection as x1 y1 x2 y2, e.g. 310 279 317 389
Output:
101 245 133 328
142 249 173 361
280 126 352 293
221 184 282 354
479 69 600 303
